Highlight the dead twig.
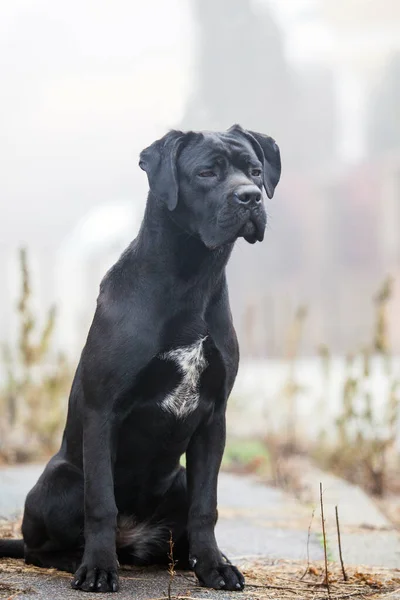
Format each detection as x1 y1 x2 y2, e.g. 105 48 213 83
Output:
335 505 348 582
279 575 334 589
300 507 315 580
246 582 302 593
0 580 32 600
167 530 178 600
312 593 365 600
7 593 25 600
147 597 207 600
320 482 331 597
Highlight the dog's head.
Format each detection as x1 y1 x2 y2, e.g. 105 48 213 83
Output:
139 124 281 248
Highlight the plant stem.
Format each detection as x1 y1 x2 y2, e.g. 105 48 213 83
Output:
335 505 348 582
320 482 331 597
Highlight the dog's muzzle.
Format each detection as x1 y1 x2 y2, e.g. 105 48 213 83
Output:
238 219 264 244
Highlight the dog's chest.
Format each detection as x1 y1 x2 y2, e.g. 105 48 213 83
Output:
158 337 208 418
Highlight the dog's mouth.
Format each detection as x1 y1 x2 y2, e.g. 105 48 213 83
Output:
237 218 265 244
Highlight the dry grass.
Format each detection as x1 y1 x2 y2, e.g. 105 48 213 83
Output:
241 560 400 600
316 277 400 498
376 496 400 529
0 519 22 540
269 277 400 500
1 556 399 600
0 248 72 463
1 519 399 600
0 581 33 600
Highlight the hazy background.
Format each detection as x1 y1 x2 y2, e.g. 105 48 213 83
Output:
2 0 400 360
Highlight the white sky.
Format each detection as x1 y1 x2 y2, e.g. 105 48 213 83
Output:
0 0 194 245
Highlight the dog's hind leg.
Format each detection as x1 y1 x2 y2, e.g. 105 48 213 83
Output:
25 547 83 573
21 458 84 573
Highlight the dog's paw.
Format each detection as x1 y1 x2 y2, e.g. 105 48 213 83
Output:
71 563 119 593
194 560 245 591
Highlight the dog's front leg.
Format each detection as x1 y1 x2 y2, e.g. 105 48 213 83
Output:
186 409 245 591
72 407 119 593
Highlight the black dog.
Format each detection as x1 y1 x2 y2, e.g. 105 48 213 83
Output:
0 124 281 593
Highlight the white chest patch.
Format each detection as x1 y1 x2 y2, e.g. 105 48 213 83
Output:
159 337 208 418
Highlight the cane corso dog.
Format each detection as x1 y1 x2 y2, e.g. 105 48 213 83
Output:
0 125 281 592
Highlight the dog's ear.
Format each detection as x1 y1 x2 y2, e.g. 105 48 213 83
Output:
139 131 184 211
229 124 281 199
248 129 281 199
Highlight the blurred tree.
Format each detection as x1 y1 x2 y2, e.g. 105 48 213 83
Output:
181 0 292 144
181 0 336 169
367 52 400 156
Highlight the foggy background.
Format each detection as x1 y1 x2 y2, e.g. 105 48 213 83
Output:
2 0 400 361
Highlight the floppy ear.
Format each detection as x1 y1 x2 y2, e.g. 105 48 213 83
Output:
229 124 281 199
139 130 184 211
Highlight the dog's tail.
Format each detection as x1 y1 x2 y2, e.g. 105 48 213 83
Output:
0 539 25 559
116 516 170 562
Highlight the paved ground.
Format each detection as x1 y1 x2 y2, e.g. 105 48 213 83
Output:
280 455 400 569
0 464 323 598
0 465 323 562
1 463 399 599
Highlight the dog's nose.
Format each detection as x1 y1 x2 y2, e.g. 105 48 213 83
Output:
233 186 262 206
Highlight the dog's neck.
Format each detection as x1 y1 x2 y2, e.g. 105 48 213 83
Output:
136 193 233 285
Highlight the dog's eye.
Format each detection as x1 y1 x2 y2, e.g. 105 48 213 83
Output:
198 170 216 178
251 168 262 177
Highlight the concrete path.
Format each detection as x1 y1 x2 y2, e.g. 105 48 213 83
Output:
0 463 324 599
0 464 44 519
0 464 323 562
1 463 399 599
290 458 400 569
